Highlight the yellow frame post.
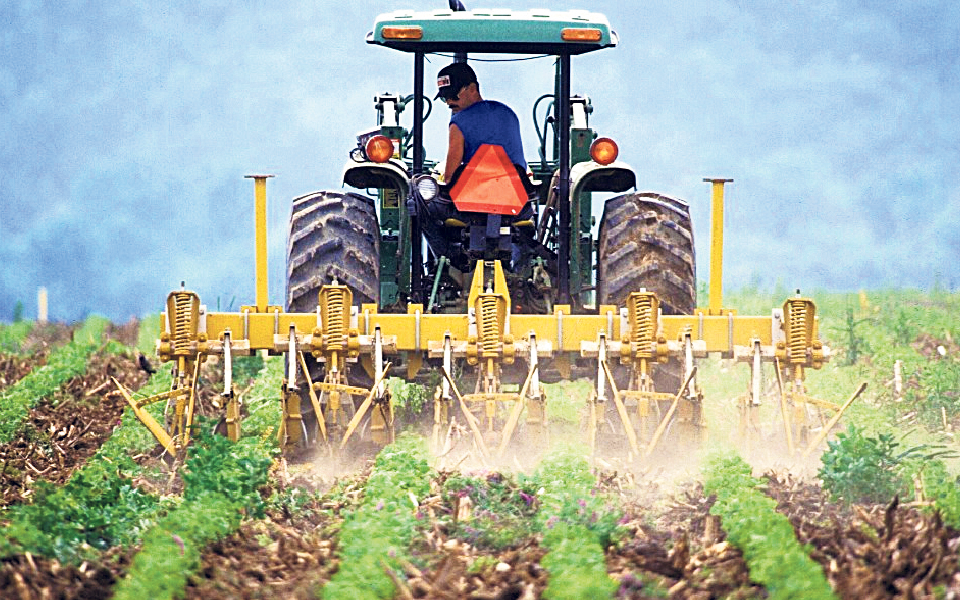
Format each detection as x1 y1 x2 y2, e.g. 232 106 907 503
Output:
246 174 274 312
704 178 733 315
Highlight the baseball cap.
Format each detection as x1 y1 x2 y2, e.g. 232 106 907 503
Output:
435 62 477 100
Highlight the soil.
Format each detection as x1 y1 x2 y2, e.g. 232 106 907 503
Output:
0 346 149 507
0 548 133 600
1 318 959 598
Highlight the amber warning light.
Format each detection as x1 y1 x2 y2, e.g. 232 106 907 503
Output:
382 26 423 40
590 137 618 165
561 28 602 42
365 135 395 163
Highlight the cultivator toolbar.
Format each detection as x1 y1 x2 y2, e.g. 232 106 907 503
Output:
115 178 860 462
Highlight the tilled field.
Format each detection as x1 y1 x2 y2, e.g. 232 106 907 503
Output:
1 314 959 600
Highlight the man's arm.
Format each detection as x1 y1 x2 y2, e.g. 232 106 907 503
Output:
444 123 465 182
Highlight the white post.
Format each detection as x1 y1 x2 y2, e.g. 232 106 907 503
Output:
37 287 48 323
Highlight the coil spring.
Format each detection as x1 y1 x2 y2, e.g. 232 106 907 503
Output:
629 294 656 347
324 288 346 350
478 294 501 355
172 292 195 355
786 299 809 362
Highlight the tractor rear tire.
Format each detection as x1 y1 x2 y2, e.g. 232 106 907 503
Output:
596 192 697 443
287 190 380 312
597 191 696 315
286 190 380 446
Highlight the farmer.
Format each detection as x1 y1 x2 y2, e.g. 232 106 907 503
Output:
435 62 526 182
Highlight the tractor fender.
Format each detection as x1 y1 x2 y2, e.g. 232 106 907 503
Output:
569 160 636 199
342 159 410 198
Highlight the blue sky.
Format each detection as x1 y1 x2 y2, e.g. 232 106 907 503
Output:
2 1 958 322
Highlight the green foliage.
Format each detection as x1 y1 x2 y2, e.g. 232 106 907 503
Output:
13 301 25 323
387 377 429 418
233 354 265 386
817 424 945 504
136 313 162 356
0 452 163 563
525 446 620 600
911 359 960 429
544 379 592 424
180 422 272 513
921 460 960 529
241 356 284 440
0 320 33 353
442 472 537 549
0 315 108 442
704 455 836 600
112 495 242 600
113 413 275 600
833 307 873 366
322 435 433 600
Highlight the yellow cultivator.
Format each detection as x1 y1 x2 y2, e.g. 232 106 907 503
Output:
120 177 858 462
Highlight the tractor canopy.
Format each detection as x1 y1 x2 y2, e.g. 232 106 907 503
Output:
368 8 617 55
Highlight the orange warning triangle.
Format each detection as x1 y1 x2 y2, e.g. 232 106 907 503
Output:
450 144 527 215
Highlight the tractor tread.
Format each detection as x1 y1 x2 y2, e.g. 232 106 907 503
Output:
286 190 379 313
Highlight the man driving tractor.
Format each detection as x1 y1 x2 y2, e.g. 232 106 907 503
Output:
435 62 526 182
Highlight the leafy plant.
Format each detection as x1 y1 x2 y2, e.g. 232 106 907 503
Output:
0 451 164 563
921 460 960 529
833 306 873 365
704 454 836 600
322 435 433 600
0 320 33 353
0 315 108 442
112 413 275 600
525 446 621 600
181 421 273 508
112 494 243 600
388 376 429 418
442 471 538 549
818 424 931 504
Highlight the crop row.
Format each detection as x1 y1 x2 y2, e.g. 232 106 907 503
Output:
703 454 836 600
0 315 109 442
112 354 282 599
0 328 283 600
0 320 34 353
322 435 433 600
528 448 621 600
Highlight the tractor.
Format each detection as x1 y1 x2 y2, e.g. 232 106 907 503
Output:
119 4 859 464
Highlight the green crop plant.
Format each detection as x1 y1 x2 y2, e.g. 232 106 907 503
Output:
0 450 165 564
442 471 538 549
0 364 177 564
818 424 954 505
0 320 33 353
241 355 284 440
920 460 960 529
525 446 621 600
833 306 873 366
113 425 272 600
0 314 109 442
322 435 433 600
704 454 836 600
388 376 429 419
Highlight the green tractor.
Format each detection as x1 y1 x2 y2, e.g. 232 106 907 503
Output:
285 5 697 452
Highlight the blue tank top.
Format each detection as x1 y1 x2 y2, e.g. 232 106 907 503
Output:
450 100 526 169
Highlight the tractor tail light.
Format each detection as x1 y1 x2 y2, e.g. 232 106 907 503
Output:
365 135 395 163
590 137 618 165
